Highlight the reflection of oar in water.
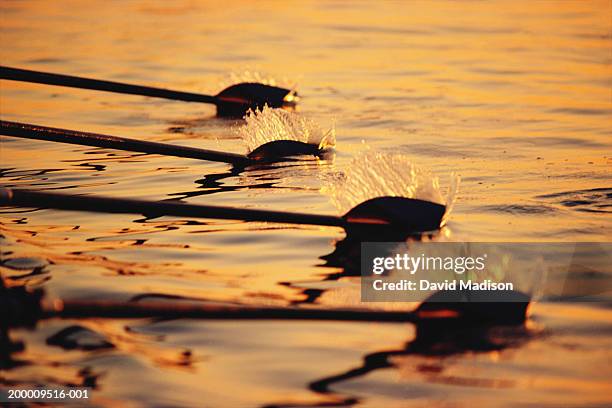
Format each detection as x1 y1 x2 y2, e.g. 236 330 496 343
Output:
0 187 448 235
309 290 533 400
0 66 298 117
1 275 530 327
0 120 325 166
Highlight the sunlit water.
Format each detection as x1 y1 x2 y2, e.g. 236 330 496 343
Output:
1 1 611 407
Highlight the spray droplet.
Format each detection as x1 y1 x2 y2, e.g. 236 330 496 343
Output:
324 152 459 218
237 106 336 154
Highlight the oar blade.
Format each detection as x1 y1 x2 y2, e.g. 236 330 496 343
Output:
416 289 531 325
343 196 446 235
215 82 297 117
247 140 321 161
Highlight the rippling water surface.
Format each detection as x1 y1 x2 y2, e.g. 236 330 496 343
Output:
1 1 611 406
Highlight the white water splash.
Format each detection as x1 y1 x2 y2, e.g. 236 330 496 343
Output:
237 106 336 154
324 152 459 216
222 69 297 90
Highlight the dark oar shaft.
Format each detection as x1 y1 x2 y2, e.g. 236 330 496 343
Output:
0 120 249 165
1 66 217 104
0 188 346 228
54 300 418 322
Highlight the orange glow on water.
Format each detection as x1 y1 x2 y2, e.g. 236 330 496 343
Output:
1 1 611 406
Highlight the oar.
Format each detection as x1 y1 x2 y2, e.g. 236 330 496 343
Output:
58 290 530 324
0 120 323 166
1 279 530 327
0 187 446 234
0 66 297 118
54 294 529 324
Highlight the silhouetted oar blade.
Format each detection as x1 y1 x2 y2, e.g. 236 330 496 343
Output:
0 67 300 118
215 82 295 117
247 140 320 161
343 197 446 233
416 289 530 325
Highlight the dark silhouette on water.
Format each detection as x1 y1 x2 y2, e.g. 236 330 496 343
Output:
0 65 298 118
0 120 325 167
306 315 533 407
286 231 440 306
0 188 448 238
1 267 531 408
261 290 532 408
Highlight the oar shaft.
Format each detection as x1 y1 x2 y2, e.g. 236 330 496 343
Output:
0 120 249 165
0 66 217 104
53 300 418 323
0 188 346 228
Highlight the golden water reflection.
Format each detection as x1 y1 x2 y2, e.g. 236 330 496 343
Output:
1 0 611 406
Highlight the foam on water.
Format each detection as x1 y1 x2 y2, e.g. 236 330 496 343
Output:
237 106 336 154
324 152 459 217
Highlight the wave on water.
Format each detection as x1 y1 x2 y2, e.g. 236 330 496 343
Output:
324 152 459 218
536 187 612 214
237 106 336 154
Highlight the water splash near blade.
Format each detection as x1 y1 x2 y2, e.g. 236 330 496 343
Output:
442 172 460 225
224 69 297 91
237 106 336 154
324 152 459 220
